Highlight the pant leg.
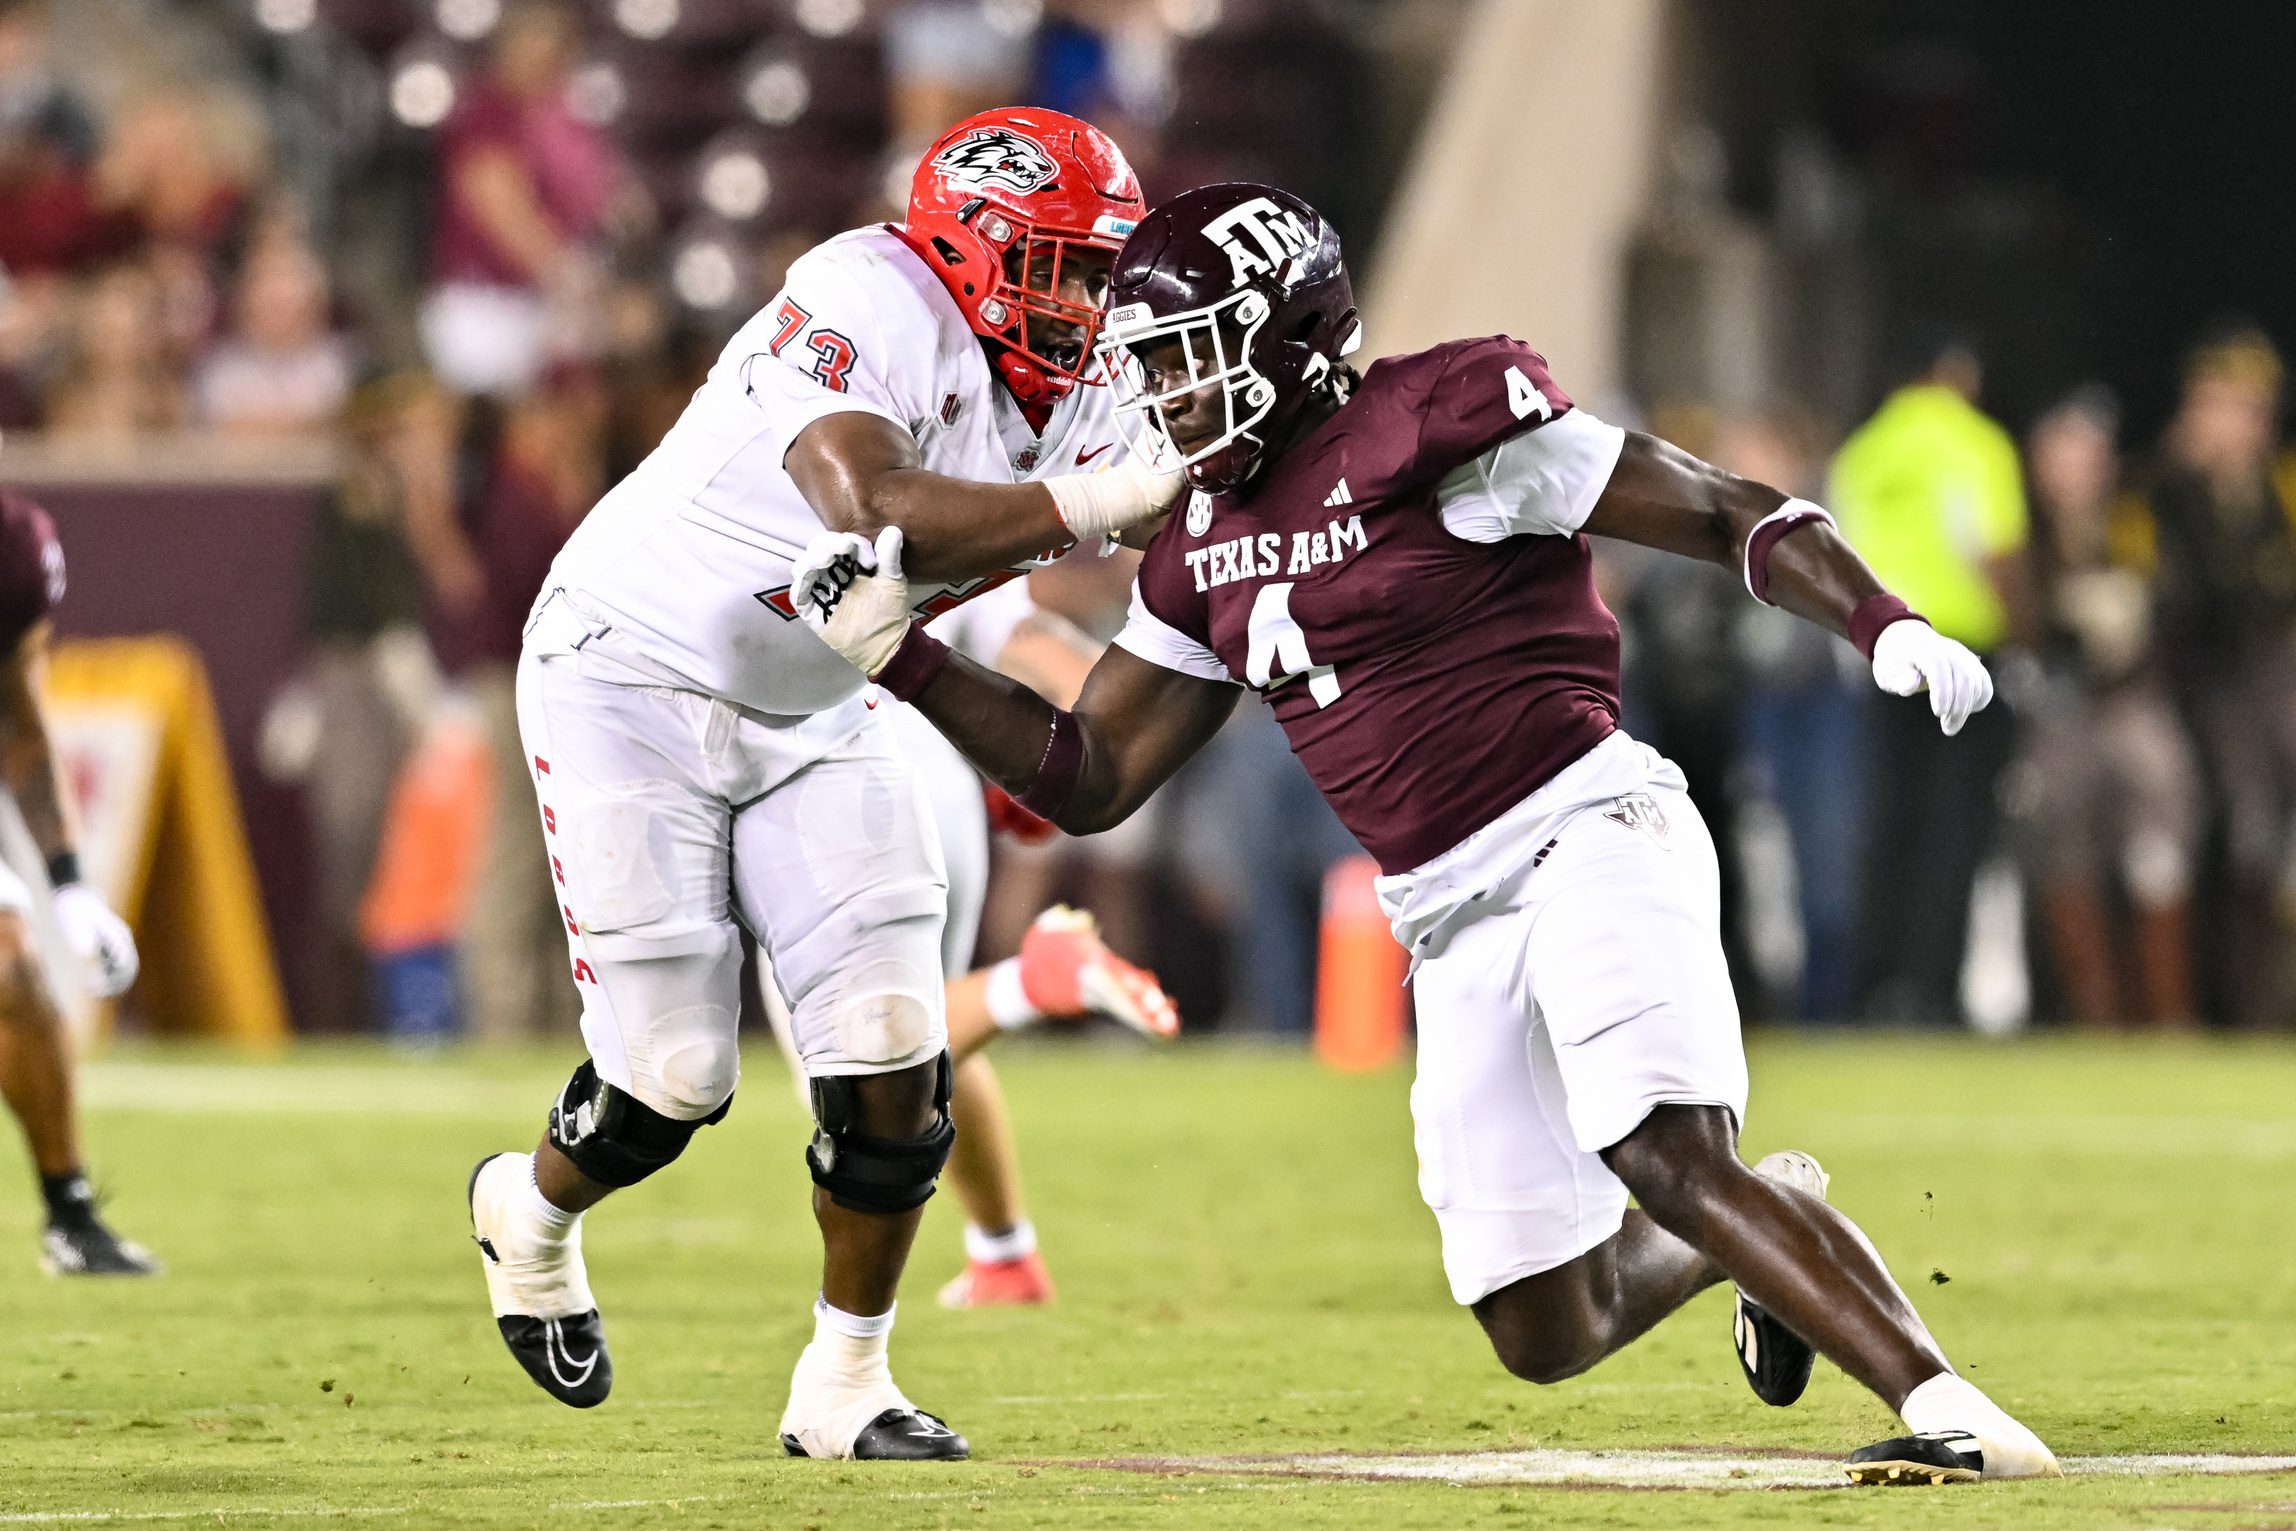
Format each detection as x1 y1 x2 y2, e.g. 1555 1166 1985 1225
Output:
1409 901 1629 1306
731 712 951 1079
514 651 745 1119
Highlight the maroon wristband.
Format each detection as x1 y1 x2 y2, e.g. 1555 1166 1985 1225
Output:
1015 709 1084 818
1847 593 1925 660
871 625 952 702
1744 508 1833 605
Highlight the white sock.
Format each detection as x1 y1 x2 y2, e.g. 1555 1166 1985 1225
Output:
814 1295 896 1344
522 1160 577 1238
1899 1371 2058 1477
984 958 1041 1029
964 1220 1037 1264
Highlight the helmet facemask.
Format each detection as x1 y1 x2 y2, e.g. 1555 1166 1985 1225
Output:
1100 288 1281 491
957 205 1126 405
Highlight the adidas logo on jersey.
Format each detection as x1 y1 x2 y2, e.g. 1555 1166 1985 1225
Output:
1323 478 1353 508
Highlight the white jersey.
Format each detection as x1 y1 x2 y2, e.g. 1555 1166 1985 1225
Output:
540 224 1122 718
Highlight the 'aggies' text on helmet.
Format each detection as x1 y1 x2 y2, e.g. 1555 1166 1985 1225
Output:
1097 183 1361 493
903 108 1144 409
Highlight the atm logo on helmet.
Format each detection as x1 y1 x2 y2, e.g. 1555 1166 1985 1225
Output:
1203 197 1313 285
933 127 1058 195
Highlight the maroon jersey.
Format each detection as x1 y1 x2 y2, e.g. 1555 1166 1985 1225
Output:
1129 337 1622 874
0 492 66 652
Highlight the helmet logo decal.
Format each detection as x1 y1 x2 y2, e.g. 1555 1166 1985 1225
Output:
933 127 1059 195
1202 197 1314 285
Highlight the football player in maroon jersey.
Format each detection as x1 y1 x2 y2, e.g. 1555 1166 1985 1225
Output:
793 183 2055 1484
0 492 155 1276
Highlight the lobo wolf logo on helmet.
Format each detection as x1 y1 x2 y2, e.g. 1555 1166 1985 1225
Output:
932 127 1059 195
1202 196 1316 285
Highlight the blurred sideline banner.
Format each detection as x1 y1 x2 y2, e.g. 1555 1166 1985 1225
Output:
44 637 288 1048
1365 0 1666 402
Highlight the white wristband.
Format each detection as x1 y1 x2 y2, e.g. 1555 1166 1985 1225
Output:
1742 497 1835 604
1043 462 1185 541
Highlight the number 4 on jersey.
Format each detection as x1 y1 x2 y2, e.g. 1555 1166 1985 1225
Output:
1506 364 1554 423
1245 582 1341 707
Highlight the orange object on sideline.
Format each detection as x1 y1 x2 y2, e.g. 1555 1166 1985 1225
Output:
359 708 492 955
1314 854 1409 1070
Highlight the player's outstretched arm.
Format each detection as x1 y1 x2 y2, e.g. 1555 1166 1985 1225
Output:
792 526 1233 831
1582 431 1992 733
914 643 1237 835
1581 431 1880 636
787 413 1180 585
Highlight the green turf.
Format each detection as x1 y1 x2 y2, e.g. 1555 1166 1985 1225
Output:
3 1033 2294 1527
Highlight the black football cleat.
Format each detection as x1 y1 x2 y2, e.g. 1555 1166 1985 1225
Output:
40 1216 162 1277
1845 1430 1984 1485
1733 1292 1815 1406
493 1312 613 1409
1732 1149 1828 1406
469 1153 612 1407
783 1408 969 1461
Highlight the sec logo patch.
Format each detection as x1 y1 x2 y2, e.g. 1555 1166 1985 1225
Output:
1185 492 1213 537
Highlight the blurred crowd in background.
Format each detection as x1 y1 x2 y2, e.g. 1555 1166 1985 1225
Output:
4 0 2294 1038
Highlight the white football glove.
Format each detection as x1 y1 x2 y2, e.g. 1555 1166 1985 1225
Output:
52 882 138 998
1043 461 1185 541
791 526 914 677
1871 619 1995 736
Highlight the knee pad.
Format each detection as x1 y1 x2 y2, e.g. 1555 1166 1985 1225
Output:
548 1058 731 1189
804 1051 954 1215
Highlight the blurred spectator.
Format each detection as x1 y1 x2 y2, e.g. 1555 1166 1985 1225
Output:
262 373 434 1033
883 0 1029 156
195 233 353 435
1832 336 2031 1025
1716 409 1868 1022
2130 329 2296 1028
2012 388 2199 1029
419 0 617 398
43 261 186 439
409 370 601 1041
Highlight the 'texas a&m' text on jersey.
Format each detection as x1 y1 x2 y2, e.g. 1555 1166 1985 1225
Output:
538 224 1123 719
1114 337 1630 875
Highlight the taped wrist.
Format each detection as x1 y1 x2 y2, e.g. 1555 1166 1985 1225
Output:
1014 709 1083 819
547 1059 732 1188
1742 498 1834 605
872 625 951 698
805 1051 955 1215
1848 593 1925 661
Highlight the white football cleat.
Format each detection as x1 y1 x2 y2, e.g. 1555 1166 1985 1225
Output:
779 1329 968 1460
1018 905 1179 1040
468 1152 611 1407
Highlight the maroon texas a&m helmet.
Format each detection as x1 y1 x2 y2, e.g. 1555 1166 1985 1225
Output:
1097 183 1360 493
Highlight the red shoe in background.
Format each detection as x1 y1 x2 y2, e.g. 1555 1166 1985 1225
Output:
937 1250 1057 1309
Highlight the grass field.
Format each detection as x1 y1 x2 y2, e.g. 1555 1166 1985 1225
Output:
4 1033 2295 1528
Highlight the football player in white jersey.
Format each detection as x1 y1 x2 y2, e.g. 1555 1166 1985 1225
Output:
465 108 1183 1460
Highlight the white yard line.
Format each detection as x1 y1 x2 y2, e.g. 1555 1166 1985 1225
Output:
0 1509 408 1525
1080 1448 2296 1491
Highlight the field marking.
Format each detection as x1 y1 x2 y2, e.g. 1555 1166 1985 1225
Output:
0 1497 742 1526
1062 1448 2296 1491
0 1510 407 1525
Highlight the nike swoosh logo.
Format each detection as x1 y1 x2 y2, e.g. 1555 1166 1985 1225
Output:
1075 442 1113 467
544 1319 599 1388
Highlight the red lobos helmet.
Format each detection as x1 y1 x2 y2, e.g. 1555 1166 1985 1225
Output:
1098 183 1360 493
903 108 1145 408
